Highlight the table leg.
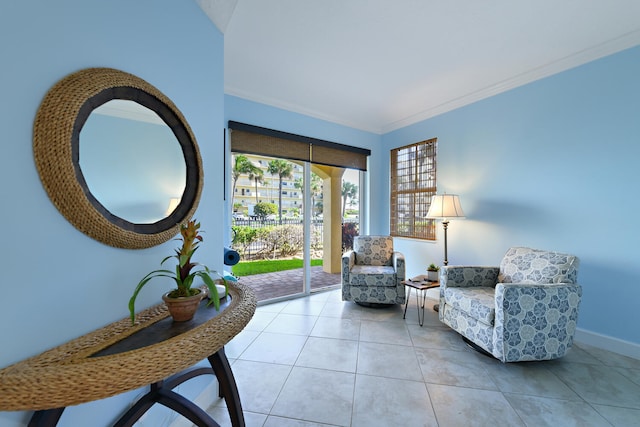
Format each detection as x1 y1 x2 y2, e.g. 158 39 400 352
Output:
27 347 244 427
112 346 244 427
28 408 65 427
416 288 426 327
113 377 219 427
208 347 245 427
154 387 219 427
402 286 412 320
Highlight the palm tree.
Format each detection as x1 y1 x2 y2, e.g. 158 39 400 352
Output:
342 181 358 218
248 167 264 205
310 173 322 217
231 155 254 207
267 159 294 224
294 173 322 217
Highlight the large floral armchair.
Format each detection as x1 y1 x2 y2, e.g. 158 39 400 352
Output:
439 247 581 362
342 236 406 305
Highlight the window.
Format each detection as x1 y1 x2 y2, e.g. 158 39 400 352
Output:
390 138 437 240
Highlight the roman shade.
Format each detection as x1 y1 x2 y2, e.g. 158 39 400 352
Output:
228 121 370 171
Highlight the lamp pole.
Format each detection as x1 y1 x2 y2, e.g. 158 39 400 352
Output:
426 194 465 312
442 219 449 266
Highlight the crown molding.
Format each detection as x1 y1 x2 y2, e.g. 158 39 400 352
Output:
381 31 640 134
224 87 382 134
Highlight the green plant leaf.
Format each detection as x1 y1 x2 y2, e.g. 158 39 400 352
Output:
183 274 194 289
179 254 189 268
160 255 174 265
196 271 223 311
128 269 175 324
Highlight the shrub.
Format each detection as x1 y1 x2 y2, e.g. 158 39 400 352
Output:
342 222 359 252
253 202 278 218
261 225 304 258
232 225 269 257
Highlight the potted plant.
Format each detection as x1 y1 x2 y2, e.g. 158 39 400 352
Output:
427 263 440 282
129 219 226 324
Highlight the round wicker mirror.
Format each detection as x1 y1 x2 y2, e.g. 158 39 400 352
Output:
33 68 203 249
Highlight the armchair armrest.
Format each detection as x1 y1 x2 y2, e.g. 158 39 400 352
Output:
493 282 582 362
341 250 355 281
392 251 405 280
441 266 500 289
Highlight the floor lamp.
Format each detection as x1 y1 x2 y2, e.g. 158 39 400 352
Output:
426 194 465 311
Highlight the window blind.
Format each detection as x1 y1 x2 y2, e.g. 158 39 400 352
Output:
228 121 370 171
390 138 438 240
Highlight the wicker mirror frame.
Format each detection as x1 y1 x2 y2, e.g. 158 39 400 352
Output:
33 68 203 249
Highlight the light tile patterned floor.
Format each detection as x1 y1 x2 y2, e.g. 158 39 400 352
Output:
204 289 640 426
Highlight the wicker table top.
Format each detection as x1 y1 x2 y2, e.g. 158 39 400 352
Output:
0 282 256 411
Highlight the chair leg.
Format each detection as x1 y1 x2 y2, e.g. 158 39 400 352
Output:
355 301 394 308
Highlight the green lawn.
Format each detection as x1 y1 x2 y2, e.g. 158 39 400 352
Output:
232 258 323 276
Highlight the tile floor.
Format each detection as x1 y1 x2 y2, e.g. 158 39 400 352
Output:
203 288 640 426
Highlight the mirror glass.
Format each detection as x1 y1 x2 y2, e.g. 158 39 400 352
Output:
79 100 186 224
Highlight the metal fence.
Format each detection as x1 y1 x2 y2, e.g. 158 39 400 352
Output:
231 218 358 260
231 218 322 260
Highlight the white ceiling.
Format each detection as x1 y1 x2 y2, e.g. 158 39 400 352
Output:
206 0 640 134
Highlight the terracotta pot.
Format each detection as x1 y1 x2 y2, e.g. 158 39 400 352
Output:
162 289 203 322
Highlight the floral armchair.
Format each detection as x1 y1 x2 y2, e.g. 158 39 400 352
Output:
341 235 406 305
439 247 581 362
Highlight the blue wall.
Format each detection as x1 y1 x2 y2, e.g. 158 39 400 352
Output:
384 46 640 348
0 1 224 426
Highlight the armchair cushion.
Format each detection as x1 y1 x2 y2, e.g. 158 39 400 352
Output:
499 247 579 284
350 265 397 286
444 287 496 326
441 266 500 288
353 235 393 266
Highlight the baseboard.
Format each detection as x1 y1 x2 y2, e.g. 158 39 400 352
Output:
574 328 640 360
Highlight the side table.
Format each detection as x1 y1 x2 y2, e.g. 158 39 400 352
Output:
402 279 439 326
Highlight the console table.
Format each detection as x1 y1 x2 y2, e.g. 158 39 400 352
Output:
0 282 256 427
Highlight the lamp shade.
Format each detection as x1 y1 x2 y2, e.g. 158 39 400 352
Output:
426 194 465 219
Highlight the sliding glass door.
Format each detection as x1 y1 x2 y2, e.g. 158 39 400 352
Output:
230 153 363 302
228 122 369 303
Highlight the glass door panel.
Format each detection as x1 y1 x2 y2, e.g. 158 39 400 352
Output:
230 153 307 302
